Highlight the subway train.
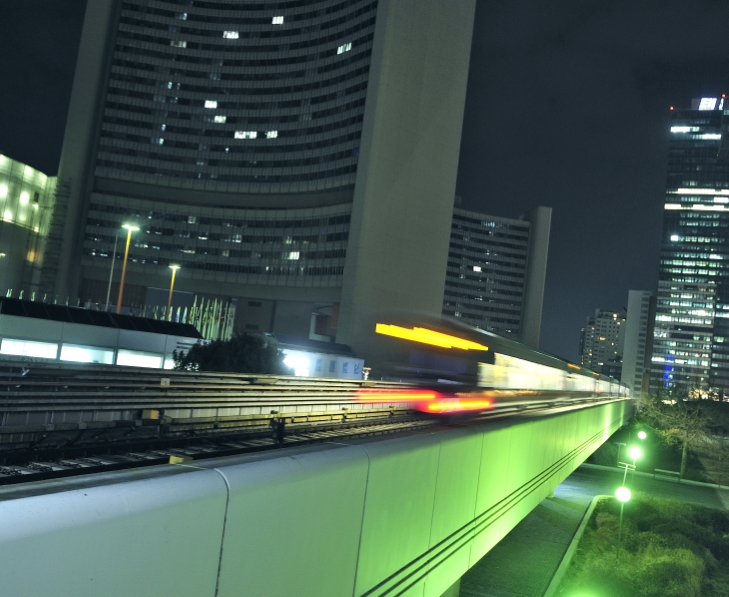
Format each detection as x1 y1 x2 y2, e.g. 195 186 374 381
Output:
356 317 630 414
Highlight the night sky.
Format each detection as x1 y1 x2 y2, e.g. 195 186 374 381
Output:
2 1 729 361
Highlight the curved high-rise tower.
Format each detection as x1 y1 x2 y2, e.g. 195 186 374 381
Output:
49 0 477 359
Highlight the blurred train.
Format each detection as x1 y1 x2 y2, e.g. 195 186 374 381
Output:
357 317 630 415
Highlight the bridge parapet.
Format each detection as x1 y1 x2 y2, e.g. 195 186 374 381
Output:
0 399 632 597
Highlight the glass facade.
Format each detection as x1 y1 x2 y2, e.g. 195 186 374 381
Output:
443 209 530 339
0 154 55 237
96 0 377 193
652 97 729 395
0 154 56 294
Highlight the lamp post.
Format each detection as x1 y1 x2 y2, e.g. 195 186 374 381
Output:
115 223 139 314
638 430 647 440
615 486 631 560
614 441 626 467
104 232 119 312
166 264 180 321
628 446 642 487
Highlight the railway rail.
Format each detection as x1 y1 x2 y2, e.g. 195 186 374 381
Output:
0 359 427 484
0 360 629 486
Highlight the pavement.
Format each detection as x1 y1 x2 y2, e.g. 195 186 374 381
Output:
459 465 729 596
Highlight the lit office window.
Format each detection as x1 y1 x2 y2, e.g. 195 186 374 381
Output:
60 344 114 364
272 16 284 24
223 31 239 39
288 251 300 260
214 115 227 123
170 40 187 48
0 339 58 359
337 43 352 54
116 350 164 369
266 131 278 139
204 100 218 109
235 131 257 139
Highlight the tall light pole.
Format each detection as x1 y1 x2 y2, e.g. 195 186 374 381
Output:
167 264 180 321
615 486 631 560
115 223 139 314
628 446 642 487
104 232 119 312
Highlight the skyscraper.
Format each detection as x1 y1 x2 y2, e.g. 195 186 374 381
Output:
578 309 625 374
652 96 729 396
621 290 656 397
443 205 551 347
44 0 477 360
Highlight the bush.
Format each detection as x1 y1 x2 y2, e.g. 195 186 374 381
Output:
558 494 729 597
173 333 292 375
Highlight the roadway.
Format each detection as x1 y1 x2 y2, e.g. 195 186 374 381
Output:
460 464 729 596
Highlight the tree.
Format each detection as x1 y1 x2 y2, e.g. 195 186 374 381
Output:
638 391 725 478
173 333 292 375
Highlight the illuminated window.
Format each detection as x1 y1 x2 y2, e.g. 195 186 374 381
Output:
235 131 257 139
170 40 187 48
19 191 29 204
337 42 352 54
204 100 218 109
473 265 482 272
0 339 58 359
266 130 278 139
223 31 239 39
698 97 718 111
214 115 227 123
60 344 114 364
272 16 284 24
288 251 300 260
0 184 7 198
670 235 680 241
116 349 164 368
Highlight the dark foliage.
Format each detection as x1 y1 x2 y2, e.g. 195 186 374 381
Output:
173 333 292 375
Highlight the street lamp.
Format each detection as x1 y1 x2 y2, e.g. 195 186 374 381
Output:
115 223 139 314
616 486 631 560
626 446 642 487
166 264 180 321
638 431 647 440
614 441 626 467
104 232 119 311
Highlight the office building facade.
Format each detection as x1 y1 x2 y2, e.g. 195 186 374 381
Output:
0 154 56 296
443 206 551 347
578 309 625 374
652 96 729 396
621 290 656 397
45 0 477 360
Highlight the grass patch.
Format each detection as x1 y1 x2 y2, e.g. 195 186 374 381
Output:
556 493 729 597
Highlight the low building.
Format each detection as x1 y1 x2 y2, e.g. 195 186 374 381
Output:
0 298 200 369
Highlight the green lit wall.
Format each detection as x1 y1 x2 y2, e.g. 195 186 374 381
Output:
0 399 632 597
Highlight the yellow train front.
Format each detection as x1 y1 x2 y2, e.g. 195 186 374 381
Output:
357 317 629 415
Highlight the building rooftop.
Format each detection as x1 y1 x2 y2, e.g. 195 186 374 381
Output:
0 298 201 339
